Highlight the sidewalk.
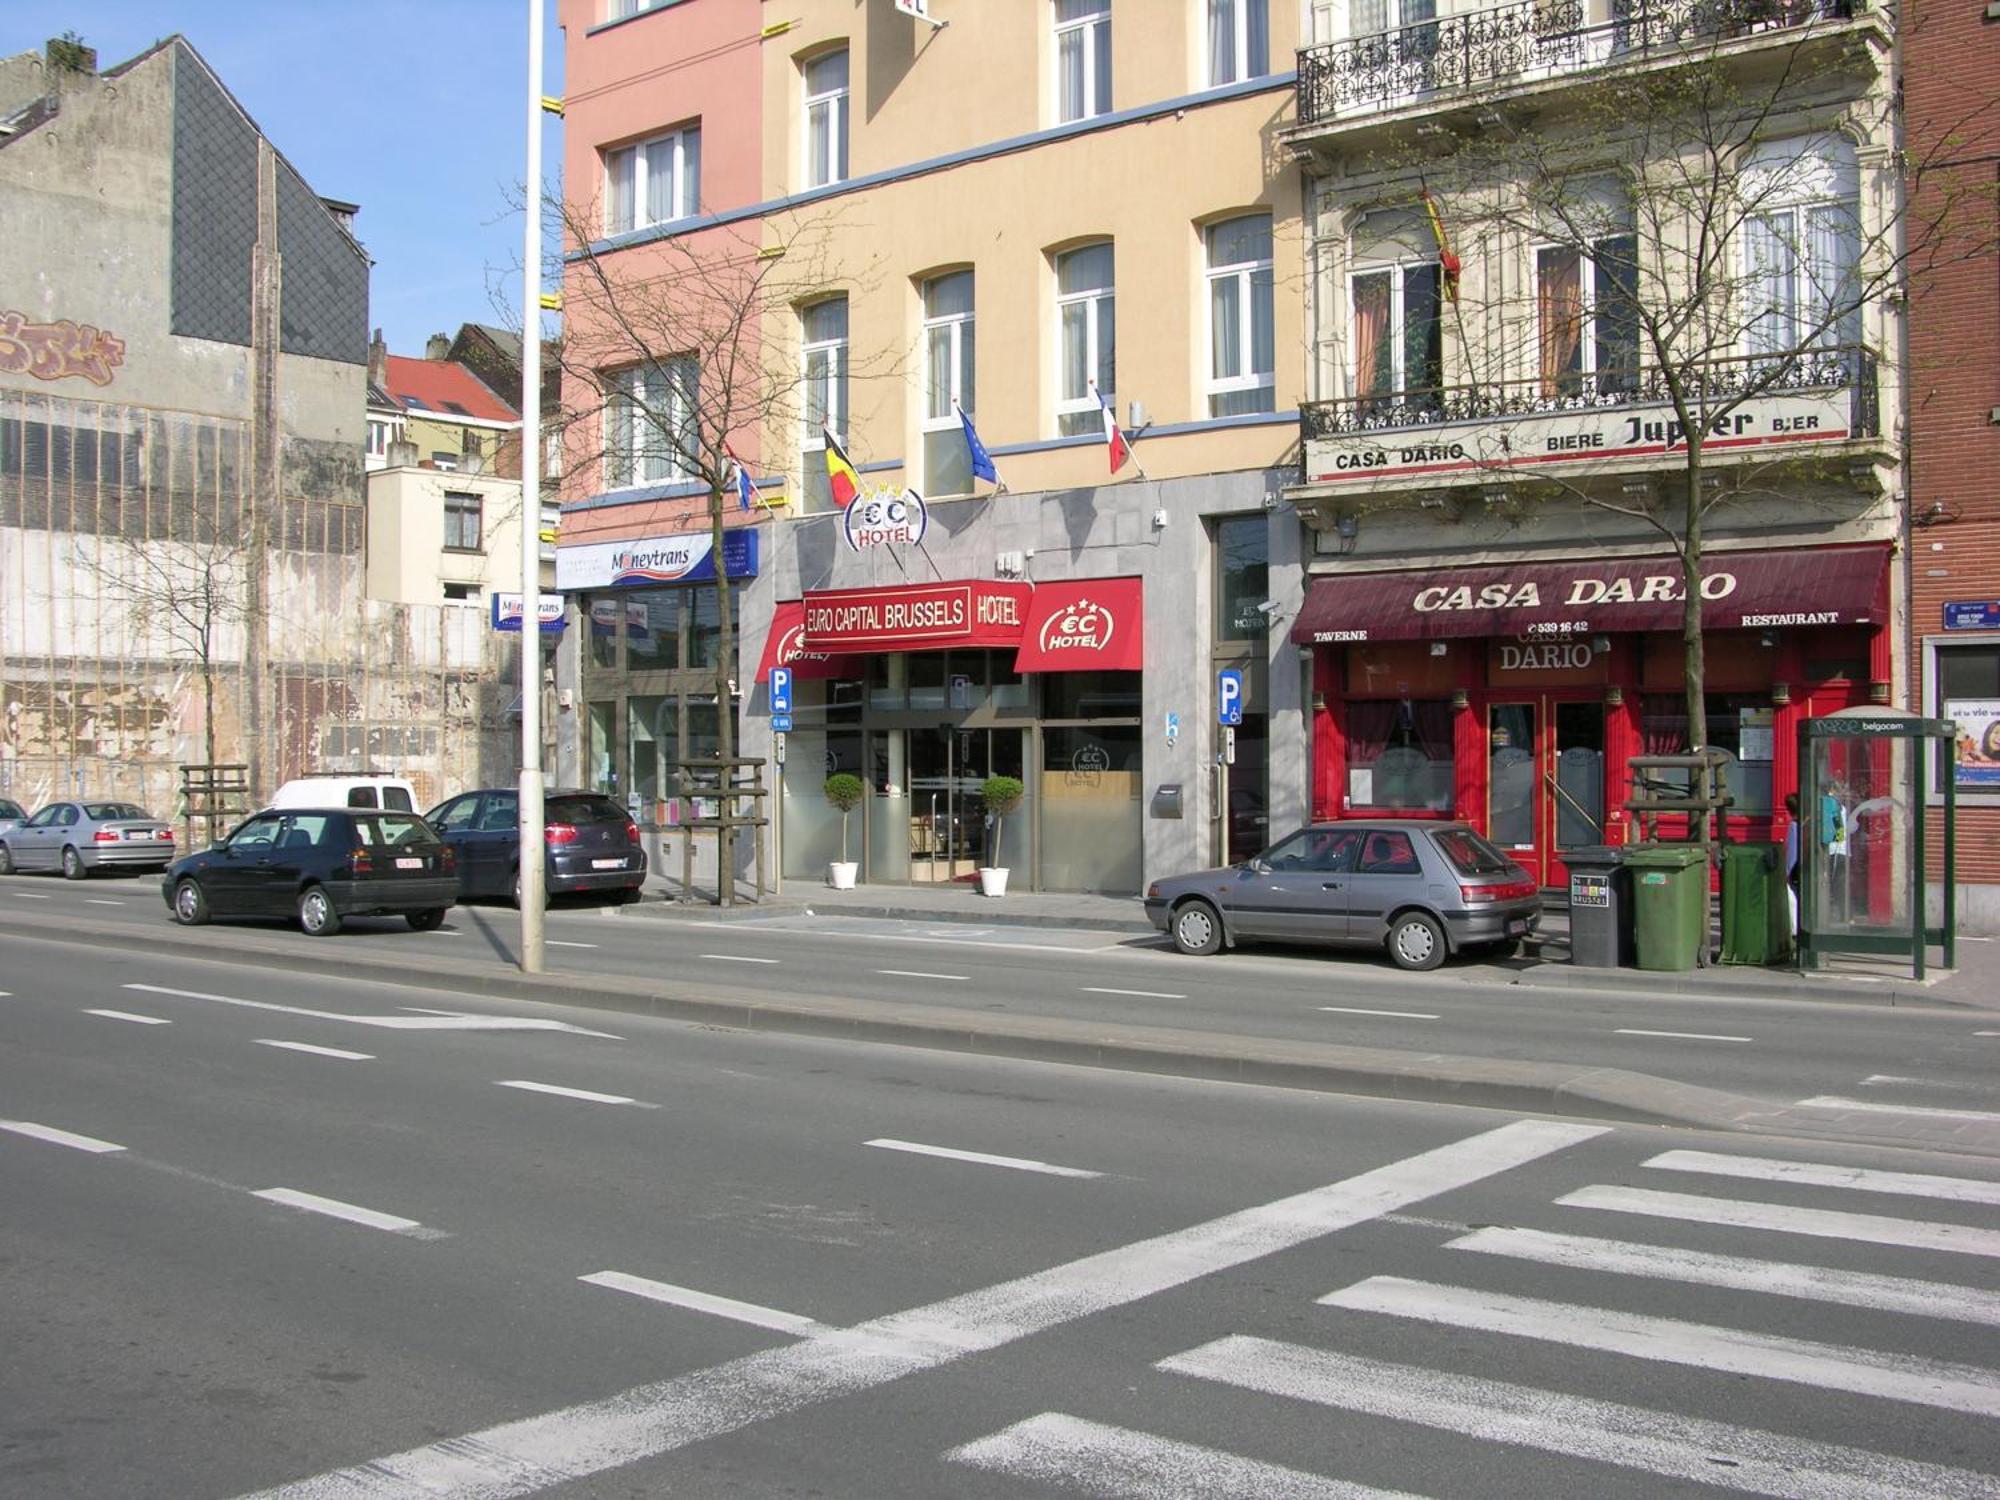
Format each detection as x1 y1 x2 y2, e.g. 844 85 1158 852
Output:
635 869 2000 1011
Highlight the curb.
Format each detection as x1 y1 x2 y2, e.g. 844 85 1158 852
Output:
8 911 1996 1160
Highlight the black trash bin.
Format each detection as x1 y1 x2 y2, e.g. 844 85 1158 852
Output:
1565 846 1631 968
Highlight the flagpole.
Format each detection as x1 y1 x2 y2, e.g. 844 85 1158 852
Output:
1422 179 1478 407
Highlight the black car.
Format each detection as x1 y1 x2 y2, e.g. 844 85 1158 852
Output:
425 788 646 905
162 808 459 935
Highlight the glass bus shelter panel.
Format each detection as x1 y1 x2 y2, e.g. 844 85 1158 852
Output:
1807 731 1911 938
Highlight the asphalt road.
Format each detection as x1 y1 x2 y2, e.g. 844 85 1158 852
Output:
3 937 1998 1497
6 869 1998 1116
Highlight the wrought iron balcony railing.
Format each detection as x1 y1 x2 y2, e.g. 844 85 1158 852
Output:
1299 344 1877 444
1297 0 1863 126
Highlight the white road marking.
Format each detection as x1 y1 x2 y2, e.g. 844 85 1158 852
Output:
700 953 780 964
948 1412 1415 1499
0 1119 125 1153
1614 1028 1753 1042
1082 986 1185 999
875 969 969 981
1448 1225 2000 1326
1319 1005 1439 1020
866 1137 1101 1178
231 1119 1604 1500
1644 1148 2000 1206
1979 1032 2000 1038
252 1188 443 1239
256 1040 374 1061
84 898 125 906
497 1080 644 1107
1164 1337 2000 1500
1559 1185 2000 1259
1797 1095 2000 1126
1320 1275 2000 1417
579 1273 828 1337
681 917 1124 956
84 1009 171 1025
12 891 49 898
121 983 619 1036
546 940 598 949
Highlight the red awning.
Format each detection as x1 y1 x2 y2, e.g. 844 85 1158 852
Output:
1291 545 1889 645
753 599 854 683
1014 577 1144 672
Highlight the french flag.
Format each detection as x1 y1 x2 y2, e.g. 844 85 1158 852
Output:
1092 381 1130 474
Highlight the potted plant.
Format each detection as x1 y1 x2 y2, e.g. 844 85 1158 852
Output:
977 774 1025 897
823 772 863 889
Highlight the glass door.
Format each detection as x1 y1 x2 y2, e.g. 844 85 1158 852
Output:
903 727 1024 885
1547 698 1606 888
1487 703 1538 870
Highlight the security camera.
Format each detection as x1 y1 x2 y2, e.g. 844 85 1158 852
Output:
1254 600 1283 617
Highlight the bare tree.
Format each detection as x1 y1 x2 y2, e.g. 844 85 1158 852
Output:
1308 4 1997 746
552 199 892 893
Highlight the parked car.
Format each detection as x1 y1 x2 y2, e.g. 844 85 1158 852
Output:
1144 820 1540 972
0 800 176 878
162 808 457 935
0 797 25 837
424 788 645 905
266 773 419 813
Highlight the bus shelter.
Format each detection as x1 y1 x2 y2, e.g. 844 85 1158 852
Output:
1797 708 1956 978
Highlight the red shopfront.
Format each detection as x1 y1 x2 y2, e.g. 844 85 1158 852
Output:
1292 545 1892 887
754 577 1149 892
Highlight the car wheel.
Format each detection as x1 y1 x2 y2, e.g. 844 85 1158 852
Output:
615 886 643 906
0 842 13 876
1170 899 1223 957
298 885 341 936
511 868 523 908
171 878 211 926
1387 911 1447 972
61 845 86 881
406 907 447 932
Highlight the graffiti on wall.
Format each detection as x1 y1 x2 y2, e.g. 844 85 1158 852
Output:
0 310 127 387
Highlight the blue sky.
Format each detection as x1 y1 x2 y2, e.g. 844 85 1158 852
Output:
7 2 565 358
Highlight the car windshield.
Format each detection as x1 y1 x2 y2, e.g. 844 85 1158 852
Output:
85 802 151 820
548 794 625 823
1432 828 1516 877
358 814 440 848
0 799 23 819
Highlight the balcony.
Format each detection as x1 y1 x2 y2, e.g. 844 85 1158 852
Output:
1296 345 1881 493
1295 0 1864 130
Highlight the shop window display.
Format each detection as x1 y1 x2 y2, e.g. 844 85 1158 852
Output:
1346 699 1454 813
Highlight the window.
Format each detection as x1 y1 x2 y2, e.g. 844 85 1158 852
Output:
1055 0 1111 123
1347 699 1455 812
1350 0 1437 44
1207 0 1270 86
431 451 459 471
1741 136 1861 359
804 50 849 188
1213 514 1270 640
1265 826 1361 872
443 582 476 601
1206 215 1275 416
922 271 975 494
1351 210 1443 410
1934 639 2000 796
801 296 849 513
1055 244 1115 437
604 124 701 236
609 0 668 16
603 358 699 488
1641 693 1774 814
366 419 393 458
1537 220 1638 398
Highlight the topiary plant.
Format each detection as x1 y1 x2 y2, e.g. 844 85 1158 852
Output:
823 772 864 862
980 774 1025 868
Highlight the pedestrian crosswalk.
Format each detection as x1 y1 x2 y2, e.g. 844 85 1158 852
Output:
945 1142 2000 1498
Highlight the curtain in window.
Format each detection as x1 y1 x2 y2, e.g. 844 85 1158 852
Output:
606 149 635 236
1538 248 1584 396
643 138 675 226
1411 699 1453 761
1251 263 1274 380
1246 0 1270 74
1641 695 1689 755
1210 274 1242 381
678 130 700 217
1807 203 1860 349
604 385 633 487
1346 700 1395 762
1744 213 1794 356
1208 0 1236 84
1352 272 1390 397
1353 0 1388 33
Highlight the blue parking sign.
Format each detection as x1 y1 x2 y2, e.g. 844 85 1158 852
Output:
1217 669 1244 726
770 666 793 715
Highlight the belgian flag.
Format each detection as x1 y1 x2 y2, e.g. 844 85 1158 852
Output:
823 425 860 509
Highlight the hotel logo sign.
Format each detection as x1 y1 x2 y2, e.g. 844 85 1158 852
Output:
841 487 929 553
1038 595 1115 655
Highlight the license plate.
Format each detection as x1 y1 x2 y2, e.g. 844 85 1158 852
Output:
395 857 424 870
1508 919 1528 936
127 831 149 840
591 858 625 870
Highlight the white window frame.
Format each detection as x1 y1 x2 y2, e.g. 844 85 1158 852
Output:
1207 0 1271 87
1054 244 1115 436
1346 258 1440 400
1206 216 1276 415
1054 0 1112 124
366 418 397 458
1533 233 1639 392
603 359 699 490
923 274 975 430
603 124 701 237
1739 136 1861 359
803 49 849 189
800 297 849 511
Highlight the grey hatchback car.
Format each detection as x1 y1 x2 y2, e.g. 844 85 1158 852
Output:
1144 820 1540 971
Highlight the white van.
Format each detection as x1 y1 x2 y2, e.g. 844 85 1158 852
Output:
266 773 420 813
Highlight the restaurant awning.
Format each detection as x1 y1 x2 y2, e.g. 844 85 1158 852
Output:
1291 545 1889 645
1013 577 1144 672
753 599 855 684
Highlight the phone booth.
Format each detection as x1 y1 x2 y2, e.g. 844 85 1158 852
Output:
1796 708 1956 978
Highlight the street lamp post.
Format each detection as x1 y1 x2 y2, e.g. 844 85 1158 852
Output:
517 0 548 973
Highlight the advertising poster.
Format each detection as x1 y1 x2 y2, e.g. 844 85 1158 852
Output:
1946 699 2000 787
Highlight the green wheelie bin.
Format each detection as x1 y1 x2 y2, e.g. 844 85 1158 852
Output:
1625 843 1710 972
1720 841 1791 966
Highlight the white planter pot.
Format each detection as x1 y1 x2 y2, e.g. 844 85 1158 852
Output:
977 867 1009 897
828 860 858 890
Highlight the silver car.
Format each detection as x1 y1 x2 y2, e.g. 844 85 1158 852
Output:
1144 820 1541 971
0 799 178 879
0 797 24 839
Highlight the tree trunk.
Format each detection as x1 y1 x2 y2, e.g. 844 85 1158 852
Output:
710 481 735 905
1681 445 1705 754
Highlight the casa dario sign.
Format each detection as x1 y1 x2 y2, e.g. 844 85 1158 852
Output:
842 486 929 553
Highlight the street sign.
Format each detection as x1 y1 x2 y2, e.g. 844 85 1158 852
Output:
773 732 787 764
1217 669 1244 726
770 713 793 733
1220 725 1236 765
769 666 793 715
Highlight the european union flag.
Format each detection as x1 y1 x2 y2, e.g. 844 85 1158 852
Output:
959 405 999 486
